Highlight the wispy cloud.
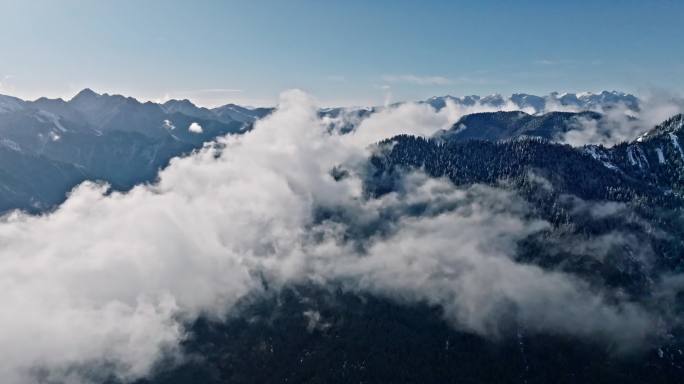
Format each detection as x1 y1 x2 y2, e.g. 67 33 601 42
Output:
0 75 15 93
380 73 500 87
161 88 243 100
534 59 559 65
382 74 452 86
188 88 243 94
533 59 603 66
326 75 346 82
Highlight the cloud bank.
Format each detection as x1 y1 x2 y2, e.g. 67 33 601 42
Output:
0 90 662 383
557 91 684 146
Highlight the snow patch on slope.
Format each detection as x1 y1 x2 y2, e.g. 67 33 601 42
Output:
0 139 21 151
669 133 684 161
627 146 638 166
0 95 25 113
36 110 67 132
584 145 620 172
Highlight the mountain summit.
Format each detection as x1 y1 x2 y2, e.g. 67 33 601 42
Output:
426 91 640 114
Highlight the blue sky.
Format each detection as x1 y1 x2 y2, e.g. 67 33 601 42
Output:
1 0 683 107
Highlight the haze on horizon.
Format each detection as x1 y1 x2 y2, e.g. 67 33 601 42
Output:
1 0 683 107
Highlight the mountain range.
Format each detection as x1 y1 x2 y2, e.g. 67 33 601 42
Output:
437 110 603 142
425 90 640 113
132 112 684 384
0 89 269 212
2 88 684 383
0 89 640 213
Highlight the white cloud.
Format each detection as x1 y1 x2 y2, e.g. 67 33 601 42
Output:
0 89 663 383
162 119 175 130
188 122 203 133
0 75 16 94
345 102 452 146
342 97 534 147
556 91 684 146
